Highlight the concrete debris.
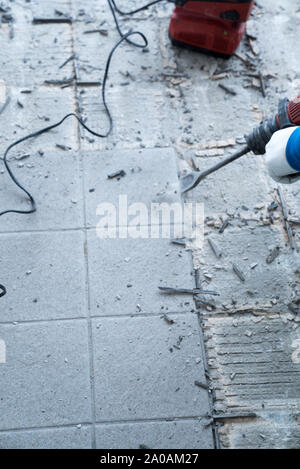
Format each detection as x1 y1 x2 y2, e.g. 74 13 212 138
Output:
173 335 184 350
194 380 209 390
232 264 246 282
234 52 256 69
33 17 72 24
211 72 230 81
219 218 231 234
56 144 71 151
268 201 279 212
197 139 236 151
159 286 219 297
289 218 300 225
266 247 280 264
277 187 296 250
258 72 266 97
161 314 175 325
171 238 186 246
84 29 108 36
218 83 237 96
107 170 126 180
59 54 76 70
194 149 224 158
248 38 260 56
212 413 257 421
207 238 222 259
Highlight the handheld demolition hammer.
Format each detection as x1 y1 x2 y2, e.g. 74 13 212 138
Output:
181 95 300 193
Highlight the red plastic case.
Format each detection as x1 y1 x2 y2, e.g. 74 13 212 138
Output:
169 1 255 57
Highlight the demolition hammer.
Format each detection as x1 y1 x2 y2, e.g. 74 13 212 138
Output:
180 95 300 194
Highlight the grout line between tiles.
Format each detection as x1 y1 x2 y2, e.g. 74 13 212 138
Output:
0 415 205 435
0 310 196 327
69 8 97 449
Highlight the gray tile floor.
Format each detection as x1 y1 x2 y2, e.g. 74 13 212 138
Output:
2 0 298 450
0 3 213 443
0 146 213 449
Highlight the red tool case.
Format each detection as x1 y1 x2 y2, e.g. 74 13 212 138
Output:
169 0 255 57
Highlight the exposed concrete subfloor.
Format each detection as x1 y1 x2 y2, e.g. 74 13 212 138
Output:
0 0 299 449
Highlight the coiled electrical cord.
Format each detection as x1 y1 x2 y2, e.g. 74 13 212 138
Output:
107 0 158 47
0 284 6 297
109 0 167 16
0 0 169 217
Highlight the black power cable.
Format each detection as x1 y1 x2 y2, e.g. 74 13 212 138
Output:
0 284 6 298
107 0 169 47
109 0 168 16
0 0 170 217
0 31 147 217
107 0 151 48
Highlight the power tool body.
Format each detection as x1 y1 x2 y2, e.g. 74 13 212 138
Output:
169 0 255 56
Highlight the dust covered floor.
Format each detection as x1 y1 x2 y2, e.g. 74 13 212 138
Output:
0 0 299 449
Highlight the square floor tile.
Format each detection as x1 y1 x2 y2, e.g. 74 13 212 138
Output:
92 314 210 422
0 231 87 322
0 320 92 430
0 425 92 449
87 234 194 317
83 147 180 228
95 420 213 449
